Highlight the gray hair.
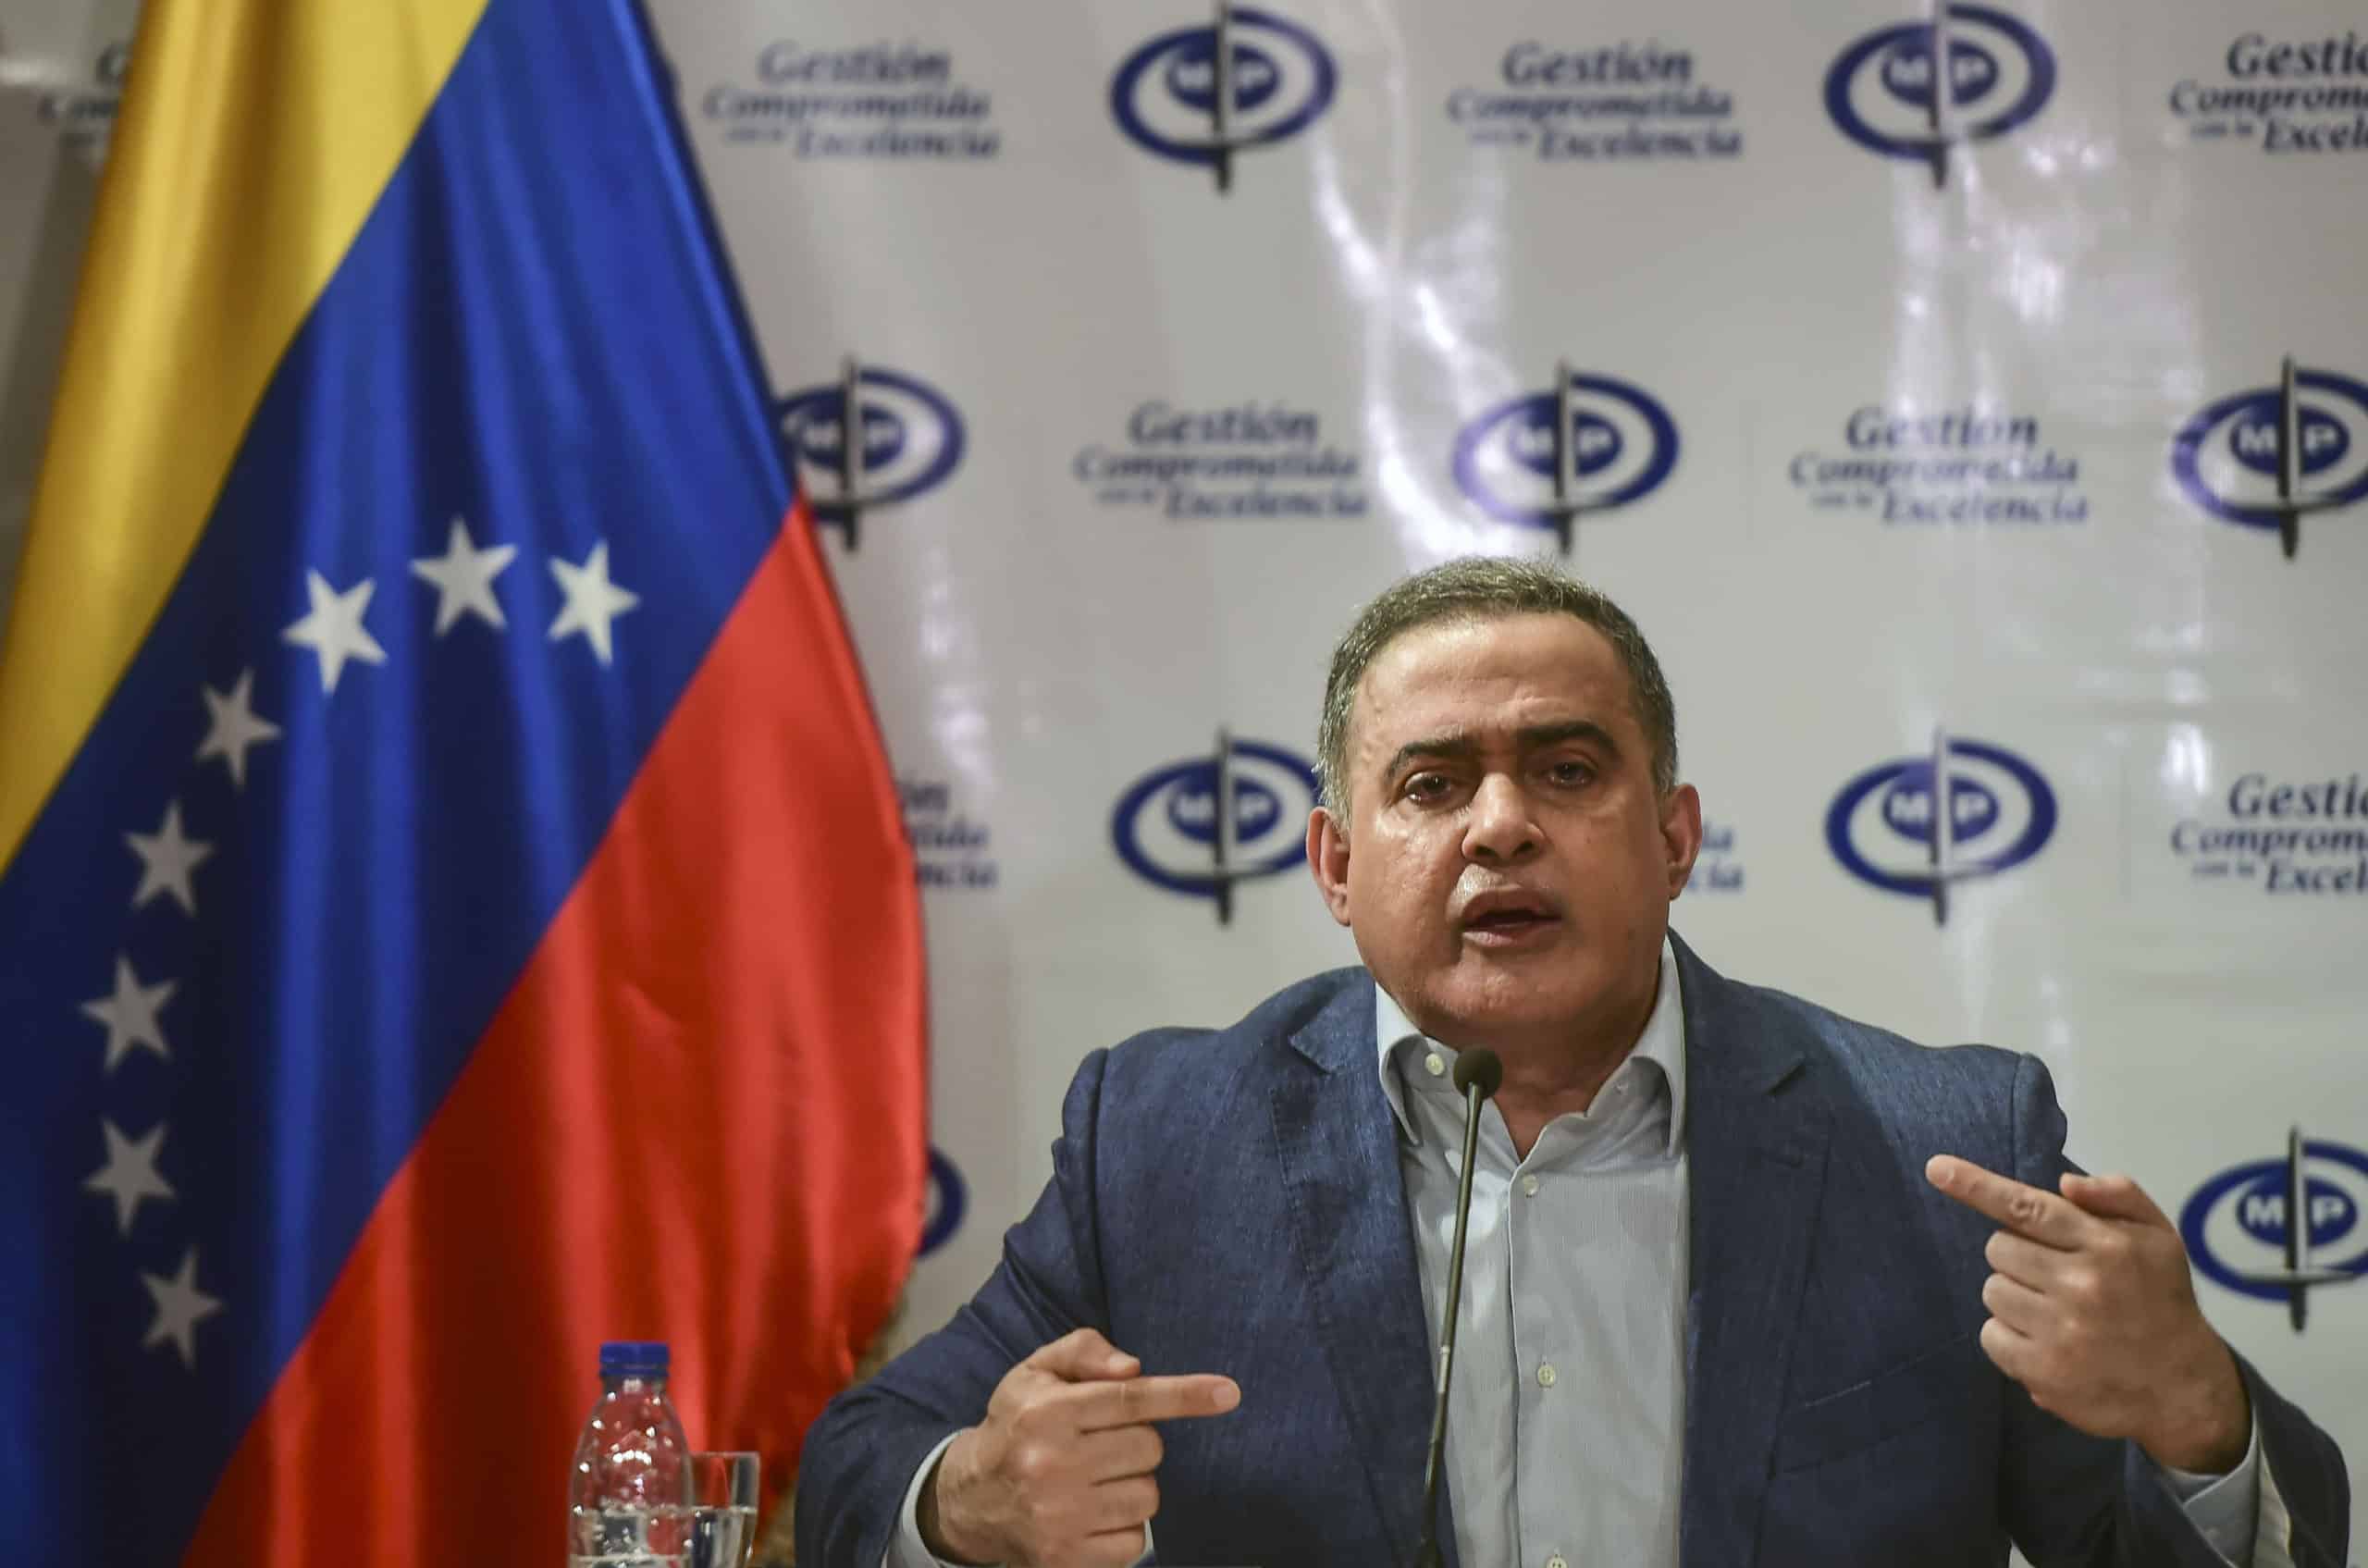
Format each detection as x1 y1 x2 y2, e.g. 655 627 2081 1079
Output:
1315 557 1678 822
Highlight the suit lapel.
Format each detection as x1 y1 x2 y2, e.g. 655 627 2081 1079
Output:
1267 976 1444 1568
1672 936 1832 1568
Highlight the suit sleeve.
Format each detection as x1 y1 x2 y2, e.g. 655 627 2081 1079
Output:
1992 1053 2352 1568
794 1048 1118 1568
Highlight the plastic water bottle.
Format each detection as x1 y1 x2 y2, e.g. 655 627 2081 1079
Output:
568 1340 692 1566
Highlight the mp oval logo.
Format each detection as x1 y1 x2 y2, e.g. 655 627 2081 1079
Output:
1112 731 1317 923
1825 4 2056 187
2181 1131 2368 1331
1111 4 1338 192
920 1146 968 1256
1826 730 2057 925
1451 362 1681 553
2172 356 2368 561
777 355 967 549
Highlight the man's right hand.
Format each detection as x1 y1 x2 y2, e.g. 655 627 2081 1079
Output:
919 1327 1241 1568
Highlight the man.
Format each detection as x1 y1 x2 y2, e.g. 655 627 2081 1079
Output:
797 558 2350 1568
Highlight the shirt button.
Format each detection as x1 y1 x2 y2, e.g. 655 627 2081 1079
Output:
1424 1052 1445 1078
1521 1175 1540 1197
1536 1361 1557 1389
1547 1556 1568 1568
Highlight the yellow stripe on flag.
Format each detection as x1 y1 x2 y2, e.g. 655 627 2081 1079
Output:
0 0 488 873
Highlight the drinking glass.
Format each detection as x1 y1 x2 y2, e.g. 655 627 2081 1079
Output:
684 1451 761 1568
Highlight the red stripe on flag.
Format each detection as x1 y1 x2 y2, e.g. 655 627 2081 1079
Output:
182 509 926 1567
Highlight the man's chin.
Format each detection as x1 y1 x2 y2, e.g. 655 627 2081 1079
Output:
1420 982 1592 1046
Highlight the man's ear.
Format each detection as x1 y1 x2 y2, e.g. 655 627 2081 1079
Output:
1660 783 1704 900
1305 807 1352 927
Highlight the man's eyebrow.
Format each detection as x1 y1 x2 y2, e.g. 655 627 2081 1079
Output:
1378 720 1619 783
1380 733 1477 783
1516 720 1620 755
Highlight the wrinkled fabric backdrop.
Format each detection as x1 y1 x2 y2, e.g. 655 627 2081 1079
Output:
3 0 2360 1552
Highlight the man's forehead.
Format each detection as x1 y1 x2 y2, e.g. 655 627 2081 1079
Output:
1352 614 1627 735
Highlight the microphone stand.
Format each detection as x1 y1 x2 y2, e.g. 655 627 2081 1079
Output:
1414 1049 1499 1568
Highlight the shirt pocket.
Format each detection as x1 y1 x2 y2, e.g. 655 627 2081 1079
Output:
1771 1330 1979 1474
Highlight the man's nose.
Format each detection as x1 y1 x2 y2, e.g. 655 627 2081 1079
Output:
1462 774 1538 863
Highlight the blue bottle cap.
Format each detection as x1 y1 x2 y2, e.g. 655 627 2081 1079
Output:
598 1340 670 1377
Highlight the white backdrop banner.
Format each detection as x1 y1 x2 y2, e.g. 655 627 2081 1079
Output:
3 0 2362 1548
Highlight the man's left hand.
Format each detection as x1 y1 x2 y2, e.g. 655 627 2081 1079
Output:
1926 1154 2251 1474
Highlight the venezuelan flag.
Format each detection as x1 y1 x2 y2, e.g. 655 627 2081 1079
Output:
0 1 927 1562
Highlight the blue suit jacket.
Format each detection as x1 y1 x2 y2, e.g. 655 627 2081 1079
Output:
797 936 2350 1568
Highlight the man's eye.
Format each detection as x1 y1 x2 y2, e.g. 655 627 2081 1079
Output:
1405 773 1450 801
1548 760 1595 785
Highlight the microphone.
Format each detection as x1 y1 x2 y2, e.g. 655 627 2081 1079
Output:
1413 1046 1502 1568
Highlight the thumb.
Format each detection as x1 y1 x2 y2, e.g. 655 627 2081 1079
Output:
2060 1170 2171 1228
1023 1327 1141 1384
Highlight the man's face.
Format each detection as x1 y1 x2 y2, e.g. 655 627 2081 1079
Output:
1305 612 1701 1053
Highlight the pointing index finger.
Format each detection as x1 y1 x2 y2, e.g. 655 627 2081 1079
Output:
1926 1154 2090 1249
1069 1373 1241 1432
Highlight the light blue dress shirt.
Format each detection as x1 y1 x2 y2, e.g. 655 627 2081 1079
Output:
889 939 2287 1567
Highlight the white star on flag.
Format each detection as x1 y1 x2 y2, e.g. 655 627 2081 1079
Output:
84 1118 175 1235
549 541 639 665
281 570 388 693
124 800 213 916
410 516 517 635
195 669 280 790
140 1246 223 1369
80 955 177 1071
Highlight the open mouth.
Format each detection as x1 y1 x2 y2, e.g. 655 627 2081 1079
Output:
1459 891 1562 944
1466 908 1554 934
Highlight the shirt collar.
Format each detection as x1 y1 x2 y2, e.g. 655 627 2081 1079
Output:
1373 935 1688 1159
